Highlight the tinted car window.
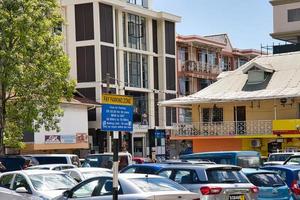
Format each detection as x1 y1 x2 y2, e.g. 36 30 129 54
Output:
206 169 249 183
174 170 199 184
135 166 158 174
34 157 67 164
0 174 14 189
268 154 293 162
247 173 285 187
0 157 26 171
237 156 260 168
84 155 128 169
12 174 31 193
158 169 172 178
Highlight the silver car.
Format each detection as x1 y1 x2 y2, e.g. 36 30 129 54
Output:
0 170 77 200
0 187 27 200
57 173 200 200
62 167 112 182
157 164 258 200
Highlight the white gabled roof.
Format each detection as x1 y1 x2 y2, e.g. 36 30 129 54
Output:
160 51 300 107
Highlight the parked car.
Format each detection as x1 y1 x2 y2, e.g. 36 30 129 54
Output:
283 155 300 165
25 154 81 167
0 187 27 200
27 164 77 171
180 151 261 168
57 174 200 200
157 164 258 200
82 152 132 170
0 155 39 172
262 165 300 199
263 152 300 166
0 170 77 199
242 168 292 200
62 167 112 182
120 163 166 174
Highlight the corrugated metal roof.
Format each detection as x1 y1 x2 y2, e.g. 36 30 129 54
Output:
160 51 300 107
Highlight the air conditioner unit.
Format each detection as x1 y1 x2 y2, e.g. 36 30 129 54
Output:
251 139 261 147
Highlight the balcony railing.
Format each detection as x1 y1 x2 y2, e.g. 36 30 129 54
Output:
181 60 222 74
172 120 273 137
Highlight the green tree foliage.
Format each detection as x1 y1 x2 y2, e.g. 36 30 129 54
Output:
0 0 75 150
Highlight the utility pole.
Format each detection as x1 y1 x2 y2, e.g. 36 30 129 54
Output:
106 73 119 200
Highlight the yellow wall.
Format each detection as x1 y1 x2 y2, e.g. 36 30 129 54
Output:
195 99 300 123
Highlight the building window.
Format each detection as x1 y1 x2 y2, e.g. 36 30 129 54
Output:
127 0 148 8
124 52 148 88
179 108 192 123
202 107 223 122
123 13 147 50
75 3 94 41
126 92 148 125
288 8 300 22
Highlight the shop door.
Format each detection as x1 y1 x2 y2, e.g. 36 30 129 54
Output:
133 137 144 157
234 106 246 134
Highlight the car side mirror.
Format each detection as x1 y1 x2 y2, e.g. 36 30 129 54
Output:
63 190 73 198
15 187 28 193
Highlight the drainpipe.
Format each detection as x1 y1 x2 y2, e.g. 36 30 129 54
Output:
273 99 277 120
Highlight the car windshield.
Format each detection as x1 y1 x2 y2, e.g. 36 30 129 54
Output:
130 177 187 192
247 173 285 187
206 169 249 183
82 171 111 179
33 157 68 165
268 154 292 162
237 156 260 168
285 157 300 165
83 155 128 169
29 173 77 191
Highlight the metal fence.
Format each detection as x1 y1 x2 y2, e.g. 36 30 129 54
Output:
172 120 273 137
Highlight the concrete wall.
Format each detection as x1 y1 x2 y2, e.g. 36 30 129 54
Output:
273 2 300 33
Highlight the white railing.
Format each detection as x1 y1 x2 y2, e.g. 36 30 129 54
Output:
172 120 273 137
181 60 222 74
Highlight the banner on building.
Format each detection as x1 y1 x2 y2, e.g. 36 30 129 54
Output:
45 135 61 144
61 135 76 144
76 133 88 143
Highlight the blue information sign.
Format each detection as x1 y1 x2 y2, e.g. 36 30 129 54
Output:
101 104 133 132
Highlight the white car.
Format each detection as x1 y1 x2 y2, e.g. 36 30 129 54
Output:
0 170 77 200
27 164 77 171
25 154 81 167
57 174 200 200
0 187 27 200
264 152 300 166
62 167 112 182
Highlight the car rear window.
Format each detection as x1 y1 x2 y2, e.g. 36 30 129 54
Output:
34 157 67 164
237 156 260 168
206 168 249 183
268 154 292 162
0 157 25 171
247 173 285 187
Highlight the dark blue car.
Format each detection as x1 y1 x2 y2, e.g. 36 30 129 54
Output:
120 163 166 174
262 165 300 199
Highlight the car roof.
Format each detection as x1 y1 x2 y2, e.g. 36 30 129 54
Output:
25 154 78 157
28 164 76 168
263 165 300 171
242 168 277 175
269 152 300 155
1 170 65 176
87 152 130 156
157 164 241 170
64 167 112 172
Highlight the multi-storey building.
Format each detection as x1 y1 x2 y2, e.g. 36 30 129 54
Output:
176 34 261 124
60 0 180 158
270 0 300 53
161 51 300 157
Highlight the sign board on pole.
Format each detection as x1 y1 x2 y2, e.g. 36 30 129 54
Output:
101 94 134 132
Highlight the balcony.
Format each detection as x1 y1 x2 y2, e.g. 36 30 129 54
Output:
180 60 221 80
172 120 273 137
273 43 300 54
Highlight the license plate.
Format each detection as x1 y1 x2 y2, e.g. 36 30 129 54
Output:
229 194 245 200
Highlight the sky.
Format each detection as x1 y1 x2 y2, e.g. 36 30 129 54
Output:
153 0 281 50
